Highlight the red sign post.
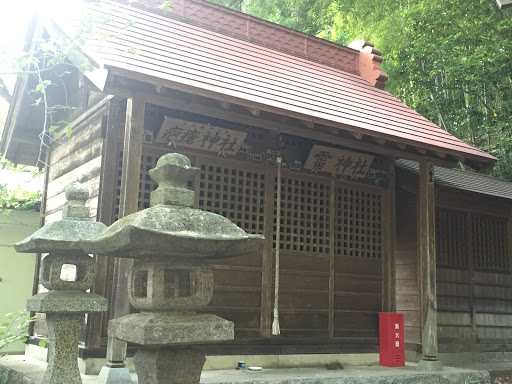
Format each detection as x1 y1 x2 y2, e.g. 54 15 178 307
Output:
379 312 405 367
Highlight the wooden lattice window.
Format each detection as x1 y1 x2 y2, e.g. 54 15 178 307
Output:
335 186 382 258
436 209 468 268
197 163 265 235
472 214 509 272
274 176 330 253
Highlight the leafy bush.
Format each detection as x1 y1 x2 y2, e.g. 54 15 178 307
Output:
0 311 35 356
0 155 41 212
0 311 48 357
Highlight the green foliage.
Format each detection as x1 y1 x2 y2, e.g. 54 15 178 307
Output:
0 156 41 212
208 0 512 180
0 311 47 356
0 156 29 173
0 311 34 356
0 185 40 212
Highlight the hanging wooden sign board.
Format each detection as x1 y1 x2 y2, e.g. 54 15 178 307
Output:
304 145 374 179
156 117 247 156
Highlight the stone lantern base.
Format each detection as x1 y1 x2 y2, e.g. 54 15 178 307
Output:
134 348 206 384
109 312 234 384
109 312 234 345
25 291 108 384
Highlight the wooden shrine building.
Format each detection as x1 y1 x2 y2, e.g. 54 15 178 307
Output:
1 0 509 368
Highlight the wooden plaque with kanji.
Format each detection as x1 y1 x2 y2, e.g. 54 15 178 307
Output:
156 117 247 156
304 145 374 179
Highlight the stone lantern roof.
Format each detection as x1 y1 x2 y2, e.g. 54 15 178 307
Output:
82 153 264 259
15 183 107 253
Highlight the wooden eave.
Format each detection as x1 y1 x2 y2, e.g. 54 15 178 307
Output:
102 72 480 170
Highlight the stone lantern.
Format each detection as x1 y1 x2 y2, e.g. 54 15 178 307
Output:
14 183 108 384
81 153 264 384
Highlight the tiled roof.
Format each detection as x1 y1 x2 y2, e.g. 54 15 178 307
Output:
396 159 512 201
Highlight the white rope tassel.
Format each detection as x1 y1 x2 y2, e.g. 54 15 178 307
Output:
272 157 282 336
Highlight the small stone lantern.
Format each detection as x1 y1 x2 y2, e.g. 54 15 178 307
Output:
14 183 109 384
82 153 264 384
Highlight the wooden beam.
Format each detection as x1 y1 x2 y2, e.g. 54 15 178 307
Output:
104 82 459 168
105 69 492 169
303 121 315 129
373 137 386 145
350 131 364 140
434 151 447 159
319 126 338 135
260 168 276 337
106 96 146 365
218 101 230 111
396 143 407 151
418 162 440 365
415 147 427 155
382 160 396 313
248 107 260 117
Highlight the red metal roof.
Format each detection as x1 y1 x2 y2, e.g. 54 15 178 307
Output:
54 0 496 167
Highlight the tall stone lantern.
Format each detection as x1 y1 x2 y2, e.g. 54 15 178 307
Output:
14 184 109 384
81 153 264 384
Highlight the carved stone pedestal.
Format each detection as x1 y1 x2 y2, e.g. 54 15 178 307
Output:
134 348 205 384
44 313 83 384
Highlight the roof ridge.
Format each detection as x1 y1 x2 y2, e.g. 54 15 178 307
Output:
126 0 361 75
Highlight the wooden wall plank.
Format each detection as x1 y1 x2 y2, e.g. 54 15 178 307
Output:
49 139 103 181
395 189 421 345
437 190 510 219
49 119 102 167
46 175 101 215
46 156 102 200
49 103 106 166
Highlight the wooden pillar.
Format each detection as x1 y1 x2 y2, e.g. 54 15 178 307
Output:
29 150 51 337
466 212 476 343
508 207 512 277
106 96 145 365
417 161 441 370
382 160 396 313
86 102 120 349
328 178 336 337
